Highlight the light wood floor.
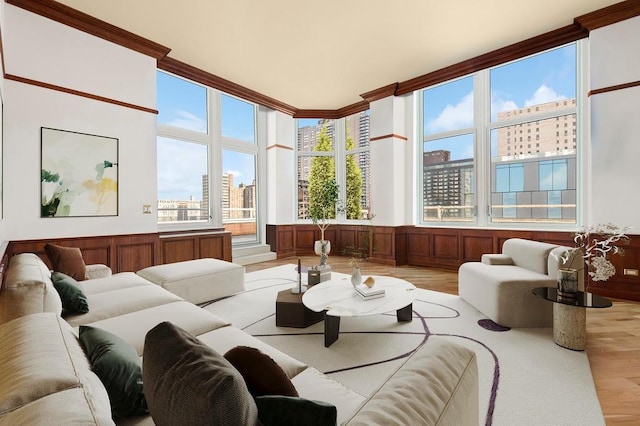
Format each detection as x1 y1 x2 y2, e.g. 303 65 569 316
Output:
247 256 640 425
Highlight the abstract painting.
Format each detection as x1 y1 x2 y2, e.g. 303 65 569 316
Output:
41 127 118 217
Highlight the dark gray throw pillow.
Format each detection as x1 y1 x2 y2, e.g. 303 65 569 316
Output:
79 326 147 418
224 345 298 398
51 271 89 314
143 321 260 426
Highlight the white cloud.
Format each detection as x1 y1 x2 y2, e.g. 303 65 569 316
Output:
167 110 207 133
426 92 474 133
491 95 519 116
226 169 242 178
524 84 566 107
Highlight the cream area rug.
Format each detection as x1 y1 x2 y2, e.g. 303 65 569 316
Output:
204 264 604 426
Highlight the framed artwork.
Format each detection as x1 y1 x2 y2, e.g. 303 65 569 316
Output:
41 127 119 217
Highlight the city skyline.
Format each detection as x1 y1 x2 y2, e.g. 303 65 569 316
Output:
157 44 575 205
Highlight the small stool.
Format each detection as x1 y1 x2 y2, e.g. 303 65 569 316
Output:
137 258 245 304
275 289 324 328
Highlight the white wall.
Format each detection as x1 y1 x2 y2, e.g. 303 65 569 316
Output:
266 110 295 224
3 5 158 240
589 16 640 229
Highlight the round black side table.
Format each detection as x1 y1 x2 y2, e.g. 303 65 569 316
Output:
532 287 612 350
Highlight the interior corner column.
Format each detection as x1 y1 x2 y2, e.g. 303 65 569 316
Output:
266 111 296 224
369 95 411 226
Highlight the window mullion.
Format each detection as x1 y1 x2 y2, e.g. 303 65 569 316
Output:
475 70 489 226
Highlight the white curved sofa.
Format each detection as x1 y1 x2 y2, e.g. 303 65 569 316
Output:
458 238 582 328
0 252 479 425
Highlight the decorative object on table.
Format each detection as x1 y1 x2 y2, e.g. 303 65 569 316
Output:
349 257 362 288
363 276 375 288
556 268 578 300
354 282 385 300
308 178 345 268
291 259 307 294
41 127 118 217
350 266 362 288
554 223 629 292
307 266 331 286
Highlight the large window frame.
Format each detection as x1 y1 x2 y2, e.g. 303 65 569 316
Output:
418 41 585 229
156 71 264 245
296 112 372 224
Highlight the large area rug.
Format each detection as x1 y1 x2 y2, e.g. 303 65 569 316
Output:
204 264 604 426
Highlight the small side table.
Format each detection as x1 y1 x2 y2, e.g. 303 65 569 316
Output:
532 287 612 351
275 289 324 328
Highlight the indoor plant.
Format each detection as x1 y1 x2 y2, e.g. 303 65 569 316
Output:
308 178 344 266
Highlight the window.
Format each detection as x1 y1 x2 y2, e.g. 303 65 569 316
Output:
157 138 208 223
296 112 371 222
157 72 207 133
345 111 371 219
421 77 475 222
419 43 579 227
157 72 261 244
490 44 577 224
220 95 259 243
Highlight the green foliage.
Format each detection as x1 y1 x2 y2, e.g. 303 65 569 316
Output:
41 169 60 183
307 123 364 234
308 125 338 224
345 134 363 220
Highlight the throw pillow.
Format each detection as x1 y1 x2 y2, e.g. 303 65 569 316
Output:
224 345 298 398
51 271 89 314
79 326 147 418
44 243 88 281
255 395 337 426
143 322 260 426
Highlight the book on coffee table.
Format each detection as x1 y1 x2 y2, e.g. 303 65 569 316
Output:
355 284 385 300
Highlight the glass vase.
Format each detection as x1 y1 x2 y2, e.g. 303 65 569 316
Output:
557 269 578 299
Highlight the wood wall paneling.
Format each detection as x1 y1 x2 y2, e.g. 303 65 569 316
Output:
295 228 317 255
162 238 197 263
462 235 493 262
117 242 155 272
7 231 232 273
199 236 224 259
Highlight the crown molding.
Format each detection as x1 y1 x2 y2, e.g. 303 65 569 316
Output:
158 56 297 116
7 0 640 117
396 24 587 96
6 0 171 59
360 83 398 103
575 0 640 31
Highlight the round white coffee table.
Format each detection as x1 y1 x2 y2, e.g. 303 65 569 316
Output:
302 275 416 347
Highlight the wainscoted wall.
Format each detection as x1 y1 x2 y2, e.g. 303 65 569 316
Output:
267 224 640 302
6 229 231 274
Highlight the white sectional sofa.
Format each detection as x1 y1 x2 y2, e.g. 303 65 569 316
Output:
458 238 583 328
0 252 479 425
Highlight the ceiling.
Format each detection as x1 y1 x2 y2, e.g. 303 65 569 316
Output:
56 0 619 110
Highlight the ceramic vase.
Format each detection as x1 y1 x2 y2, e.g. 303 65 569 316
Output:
351 266 362 288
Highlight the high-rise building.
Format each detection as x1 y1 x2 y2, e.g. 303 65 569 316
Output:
423 150 474 220
495 99 577 157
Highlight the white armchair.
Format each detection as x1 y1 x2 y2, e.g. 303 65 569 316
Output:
458 238 582 328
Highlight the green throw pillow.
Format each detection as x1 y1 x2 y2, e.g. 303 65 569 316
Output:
79 326 148 418
51 271 89 314
255 395 337 426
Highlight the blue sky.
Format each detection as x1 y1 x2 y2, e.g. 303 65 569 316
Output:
156 44 576 200
157 72 256 200
423 44 576 160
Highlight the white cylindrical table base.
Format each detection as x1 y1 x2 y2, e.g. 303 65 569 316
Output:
553 303 586 351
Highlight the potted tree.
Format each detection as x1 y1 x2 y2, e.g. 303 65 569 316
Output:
308 178 344 267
